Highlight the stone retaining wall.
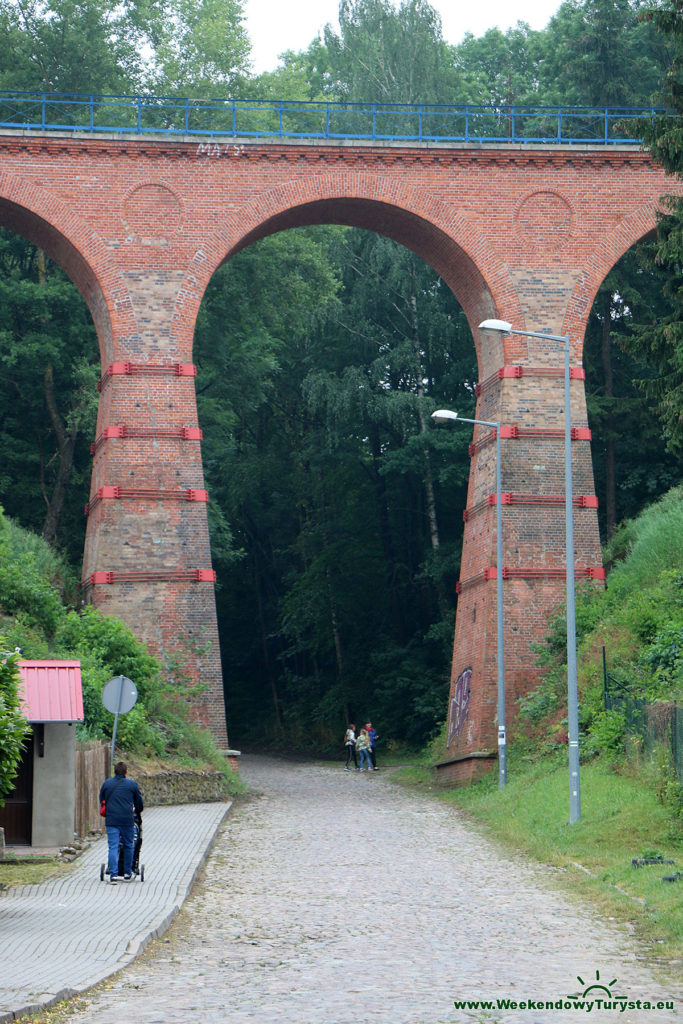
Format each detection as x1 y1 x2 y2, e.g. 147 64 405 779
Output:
133 768 231 806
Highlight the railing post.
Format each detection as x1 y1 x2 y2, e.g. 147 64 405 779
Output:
90 94 94 131
137 95 142 133
465 105 469 143
185 97 189 134
232 98 236 137
326 103 330 139
511 106 515 143
41 92 46 131
605 107 609 144
372 103 376 140
279 99 283 136
419 104 423 142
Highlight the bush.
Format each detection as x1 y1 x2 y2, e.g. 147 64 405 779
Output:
0 645 31 804
584 708 626 760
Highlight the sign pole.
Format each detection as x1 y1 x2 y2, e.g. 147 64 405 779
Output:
110 675 125 772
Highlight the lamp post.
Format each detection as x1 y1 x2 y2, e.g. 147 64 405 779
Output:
431 408 507 788
478 319 580 823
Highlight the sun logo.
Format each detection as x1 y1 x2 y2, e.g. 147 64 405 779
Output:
571 971 626 1001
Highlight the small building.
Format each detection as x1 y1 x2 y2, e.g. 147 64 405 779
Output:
0 661 84 847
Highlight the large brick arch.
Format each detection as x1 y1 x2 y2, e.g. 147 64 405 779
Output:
174 174 523 377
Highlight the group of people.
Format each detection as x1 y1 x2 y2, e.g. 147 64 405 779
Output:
343 722 378 772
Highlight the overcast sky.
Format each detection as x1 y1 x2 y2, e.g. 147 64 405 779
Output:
244 0 564 74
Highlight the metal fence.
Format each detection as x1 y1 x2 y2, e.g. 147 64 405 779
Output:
604 692 683 786
0 91 667 145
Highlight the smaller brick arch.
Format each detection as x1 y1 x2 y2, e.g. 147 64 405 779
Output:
0 172 135 366
565 202 661 343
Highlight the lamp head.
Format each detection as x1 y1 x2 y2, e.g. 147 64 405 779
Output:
478 318 513 334
431 409 459 423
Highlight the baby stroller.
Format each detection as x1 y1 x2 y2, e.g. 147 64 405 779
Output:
100 812 145 882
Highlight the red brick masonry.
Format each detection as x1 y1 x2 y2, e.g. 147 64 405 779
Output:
0 131 678 767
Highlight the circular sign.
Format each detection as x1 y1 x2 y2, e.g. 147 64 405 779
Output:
101 675 138 715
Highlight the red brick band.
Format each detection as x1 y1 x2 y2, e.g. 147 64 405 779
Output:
476 365 586 397
463 492 599 521
97 362 197 392
90 425 203 455
456 565 606 592
85 486 209 515
82 568 217 588
469 425 591 456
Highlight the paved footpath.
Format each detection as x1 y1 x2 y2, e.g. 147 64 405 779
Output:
28 756 681 1024
0 801 230 1022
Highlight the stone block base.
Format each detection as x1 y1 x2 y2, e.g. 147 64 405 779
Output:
434 751 497 787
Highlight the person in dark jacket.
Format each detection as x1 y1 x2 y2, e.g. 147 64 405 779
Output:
365 721 379 769
99 760 144 883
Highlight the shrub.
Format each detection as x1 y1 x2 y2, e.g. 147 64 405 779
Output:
0 645 31 804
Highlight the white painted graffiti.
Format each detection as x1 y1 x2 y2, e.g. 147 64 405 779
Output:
447 666 472 747
196 142 246 158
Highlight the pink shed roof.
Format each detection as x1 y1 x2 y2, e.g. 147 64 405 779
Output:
17 661 84 723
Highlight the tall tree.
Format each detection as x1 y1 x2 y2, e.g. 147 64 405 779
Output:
630 0 683 453
320 0 462 103
0 0 153 93
149 0 251 96
453 25 544 107
583 246 682 541
0 232 98 559
538 0 667 106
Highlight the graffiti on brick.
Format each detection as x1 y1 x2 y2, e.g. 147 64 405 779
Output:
447 667 472 747
196 143 246 159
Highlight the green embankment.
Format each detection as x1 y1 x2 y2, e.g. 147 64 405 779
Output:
395 486 683 958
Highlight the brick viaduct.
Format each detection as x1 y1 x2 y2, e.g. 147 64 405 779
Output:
0 129 679 778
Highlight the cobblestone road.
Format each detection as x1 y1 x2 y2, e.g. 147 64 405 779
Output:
59 756 681 1024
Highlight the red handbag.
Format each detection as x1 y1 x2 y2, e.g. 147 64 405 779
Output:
100 774 124 817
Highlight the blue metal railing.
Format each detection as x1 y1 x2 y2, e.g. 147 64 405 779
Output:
0 91 666 145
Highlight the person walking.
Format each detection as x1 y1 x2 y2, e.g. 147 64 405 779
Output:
365 721 379 770
344 724 358 771
356 728 373 772
99 761 144 884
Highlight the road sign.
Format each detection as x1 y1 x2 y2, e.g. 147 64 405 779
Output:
102 675 137 714
102 676 138 770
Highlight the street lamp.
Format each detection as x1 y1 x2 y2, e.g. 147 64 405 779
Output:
478 318 581 823
431 408 507 788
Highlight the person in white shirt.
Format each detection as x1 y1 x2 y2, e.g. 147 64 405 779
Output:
344 724 358 770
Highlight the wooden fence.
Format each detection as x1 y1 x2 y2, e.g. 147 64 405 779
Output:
74 741 109 837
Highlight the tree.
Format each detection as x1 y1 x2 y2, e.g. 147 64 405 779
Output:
583 246 683 540
149 0 251 96
538 0 666 106
0 646 30 806
453 25 544 107
0 0 153 93
320 0 462 104
0 232 99 560
631 0 683 454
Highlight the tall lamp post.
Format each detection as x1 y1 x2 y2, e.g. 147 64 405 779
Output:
478 319 580 823
431 408 507 789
